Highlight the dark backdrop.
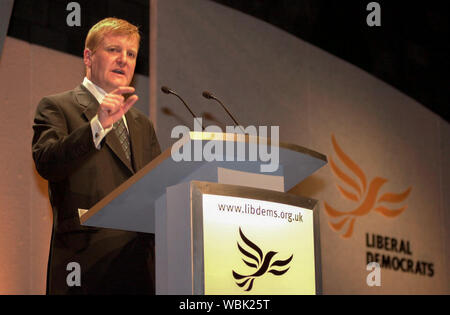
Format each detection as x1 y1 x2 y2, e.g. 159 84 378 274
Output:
212 0 450 122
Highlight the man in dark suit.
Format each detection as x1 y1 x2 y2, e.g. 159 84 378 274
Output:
32 18 161 294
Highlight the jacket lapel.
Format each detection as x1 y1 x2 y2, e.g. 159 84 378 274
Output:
125 110 142 171
76 85 135 175
76 85 98 121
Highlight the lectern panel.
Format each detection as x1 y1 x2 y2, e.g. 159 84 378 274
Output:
191 181 321 295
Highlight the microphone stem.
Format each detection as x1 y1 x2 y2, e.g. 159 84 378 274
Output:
212 97 245 134
172 92 205 131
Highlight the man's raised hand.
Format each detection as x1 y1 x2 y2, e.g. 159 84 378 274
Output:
98 86 139 129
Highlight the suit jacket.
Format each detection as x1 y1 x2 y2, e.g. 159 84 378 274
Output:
32 85 161 294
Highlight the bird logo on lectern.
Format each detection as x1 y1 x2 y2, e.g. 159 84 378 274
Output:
232 227 293 291
324 135 412 239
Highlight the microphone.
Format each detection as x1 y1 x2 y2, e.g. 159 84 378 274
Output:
161 86 204 130
202 91 245 133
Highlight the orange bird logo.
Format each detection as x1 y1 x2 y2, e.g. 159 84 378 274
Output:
324 135 412 239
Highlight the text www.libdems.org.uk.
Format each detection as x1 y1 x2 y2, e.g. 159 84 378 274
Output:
217 203 303 223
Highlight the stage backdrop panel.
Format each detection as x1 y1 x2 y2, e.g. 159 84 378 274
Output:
155 0 449 294
0 0 14 58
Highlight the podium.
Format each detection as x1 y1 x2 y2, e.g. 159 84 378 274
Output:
79 132 327 294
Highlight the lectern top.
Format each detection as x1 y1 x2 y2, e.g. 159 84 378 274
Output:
79 132 327 233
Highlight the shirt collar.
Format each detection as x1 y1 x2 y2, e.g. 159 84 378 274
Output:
82 77 107 104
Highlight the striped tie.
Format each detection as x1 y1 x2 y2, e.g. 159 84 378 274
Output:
113 118 131 163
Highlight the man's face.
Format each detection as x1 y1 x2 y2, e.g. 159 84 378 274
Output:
84 33 139 93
